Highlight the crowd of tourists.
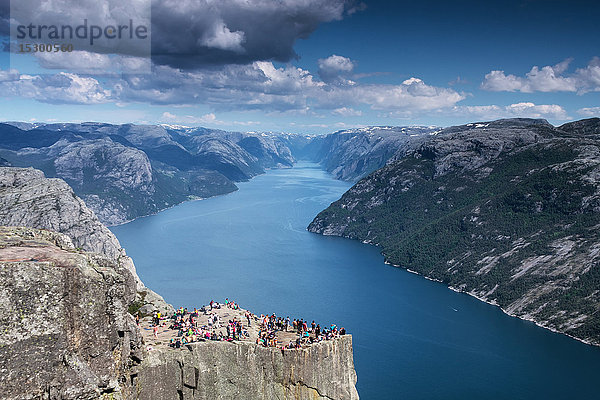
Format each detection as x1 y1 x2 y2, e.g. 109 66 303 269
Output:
146 298 346 350
257 313 347 350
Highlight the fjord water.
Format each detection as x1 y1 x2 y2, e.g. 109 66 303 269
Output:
111 162 600 399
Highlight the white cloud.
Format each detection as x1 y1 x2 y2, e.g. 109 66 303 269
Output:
332 107 362 117
577 107 600 117
0 71 111 104
347 79 466 111
318 55 354 73
482 58 600 94
36 51 113 71
30 61 463 114
159 111 260 127
0 69 19 82
161 111 217 124
574 57 600 93
318 54 355 84
35 51 152 74
481 70 525 92
454 102 569 120
199 20 245 53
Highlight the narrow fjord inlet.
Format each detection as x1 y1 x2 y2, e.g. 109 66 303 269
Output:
111 162 600 400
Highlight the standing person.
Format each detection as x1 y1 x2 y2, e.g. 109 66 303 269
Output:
210 300 214 310
311 321 315 332
286 317 290 332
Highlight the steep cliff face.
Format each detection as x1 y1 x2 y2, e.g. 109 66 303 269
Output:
0 227 143 399
0 167 122 259
134 337 358 400
0 167 172 314
0 225 359 400
311 126 437 181
309 118 600 345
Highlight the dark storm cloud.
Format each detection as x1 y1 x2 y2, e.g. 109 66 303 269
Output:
150 0 357 69
3 0 360 68
0 0 9 36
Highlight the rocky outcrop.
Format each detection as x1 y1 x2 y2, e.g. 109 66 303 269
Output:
309 118 600 345
0 226 359 400
0 167 122 259
134 337 358 400
0 225 359 400
0 167 172 315
0 226 142 399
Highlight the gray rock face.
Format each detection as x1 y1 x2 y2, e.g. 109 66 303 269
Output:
52 138 154 193
3 135 236 226
0 227 142 399
559 117 600 135
135 337 358 400
397 118 556 179
311 126 437 181
0 167 172 314
48 138 155 225
0 167 122 259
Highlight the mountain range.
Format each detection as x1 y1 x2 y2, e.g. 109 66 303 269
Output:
309 118 600 345
0 122 298 225
0 122 434 225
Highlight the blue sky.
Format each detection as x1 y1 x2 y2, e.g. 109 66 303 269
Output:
0 0 598 133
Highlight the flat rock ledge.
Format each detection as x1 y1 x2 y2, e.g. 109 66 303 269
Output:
0 227 359 400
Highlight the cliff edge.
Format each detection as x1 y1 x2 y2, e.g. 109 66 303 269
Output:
0 167 172 315
0 167 359 399
135 337 358 400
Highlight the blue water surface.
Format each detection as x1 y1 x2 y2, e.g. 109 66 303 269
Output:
111 162 600 400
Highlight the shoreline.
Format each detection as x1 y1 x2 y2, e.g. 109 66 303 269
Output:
382 259 599 348
107 163 304 228
107 194 212 228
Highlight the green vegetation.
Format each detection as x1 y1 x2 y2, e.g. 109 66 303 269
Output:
128 300 144 316
311 135 600 344
128 291 147 316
